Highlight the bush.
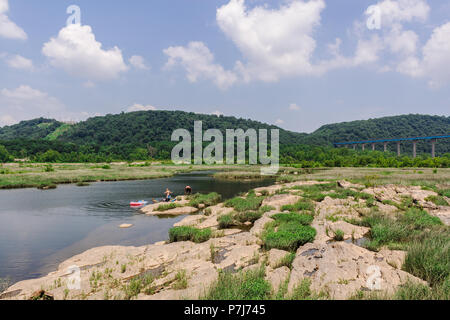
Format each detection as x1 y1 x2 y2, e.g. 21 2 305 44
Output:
169 226 212 243
425 195 449 206
0 145 13 163
188 193 222 208
234 211 263 224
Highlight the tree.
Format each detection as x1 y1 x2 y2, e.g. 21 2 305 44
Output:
0 145 12 162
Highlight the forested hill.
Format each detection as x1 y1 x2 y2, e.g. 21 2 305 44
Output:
0 112 448 157
0 118 64 140
57 111 307 146
304 114 449 145
302 114 450 154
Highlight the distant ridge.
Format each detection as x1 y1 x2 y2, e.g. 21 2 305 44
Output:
0 112 448 154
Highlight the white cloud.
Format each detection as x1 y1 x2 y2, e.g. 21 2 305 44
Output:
216 0 326 82
129 55 150 70
0 0 27 40
375 0 430 26
42 24 128 81
0 85 94 125
164 41 238 89
420 22 450 87
0 114 15 126
289 103 301 111
127 103 157 112
5 54 33 70
275 119 284 125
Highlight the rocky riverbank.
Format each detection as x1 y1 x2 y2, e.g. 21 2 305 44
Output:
1 179 448 300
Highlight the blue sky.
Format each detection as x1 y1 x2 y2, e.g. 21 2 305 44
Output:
0 0 449 133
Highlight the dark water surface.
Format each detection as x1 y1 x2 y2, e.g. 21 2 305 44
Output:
0 171 274 283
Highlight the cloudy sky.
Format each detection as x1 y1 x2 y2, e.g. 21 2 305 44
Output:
0 0 449 132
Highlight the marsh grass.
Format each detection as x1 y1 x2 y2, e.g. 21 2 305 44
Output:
169 226 212 243
202 266 271 300
156 203 181 212
361 208 443 251
188 192 222 208
224 194 265 212
274 253 296 269
262 213 316 252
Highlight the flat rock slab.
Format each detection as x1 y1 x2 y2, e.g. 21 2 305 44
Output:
268 249 290 268
262 194 300 210
266 267 290 292
144 206 199 216
328 221 370 240
289 242 426 300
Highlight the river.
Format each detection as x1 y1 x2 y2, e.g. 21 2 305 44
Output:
0 171 275 284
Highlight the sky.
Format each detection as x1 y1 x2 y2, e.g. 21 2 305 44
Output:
0 0 449 133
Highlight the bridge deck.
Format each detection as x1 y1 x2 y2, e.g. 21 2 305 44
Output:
334 135 450 146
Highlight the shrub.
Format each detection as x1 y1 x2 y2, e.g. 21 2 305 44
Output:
169 226 212 243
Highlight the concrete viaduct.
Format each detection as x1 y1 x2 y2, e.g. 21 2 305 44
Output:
334 135 450 158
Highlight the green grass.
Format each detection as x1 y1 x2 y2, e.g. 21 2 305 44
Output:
274 253 296 269
361 208 443 251
169 226 212 243
224 195 265 212
271 212 314 226
425 195 449 206
156 203 181 212
218 214 235 229
403 229 449 287
202 267 272 300
188 192 222 208
262 213 316 252
173 270 188 290
218 211 264 229
281 199 315 213
334 229 345 241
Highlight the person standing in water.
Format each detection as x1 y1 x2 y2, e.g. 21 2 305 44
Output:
185 186 192 195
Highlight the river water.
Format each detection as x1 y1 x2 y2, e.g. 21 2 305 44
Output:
0 171 275 283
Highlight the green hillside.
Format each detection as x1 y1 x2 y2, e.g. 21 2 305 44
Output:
303 114 450 154
0 118 64 140
58 110 307 146
0 112 448 165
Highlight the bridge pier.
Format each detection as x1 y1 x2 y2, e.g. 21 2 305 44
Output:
413 141 417 159
353 145 356 150
384 142 388 152
362 144 366 151
372 143 375 151
431 139 436 158
397 142 401 157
